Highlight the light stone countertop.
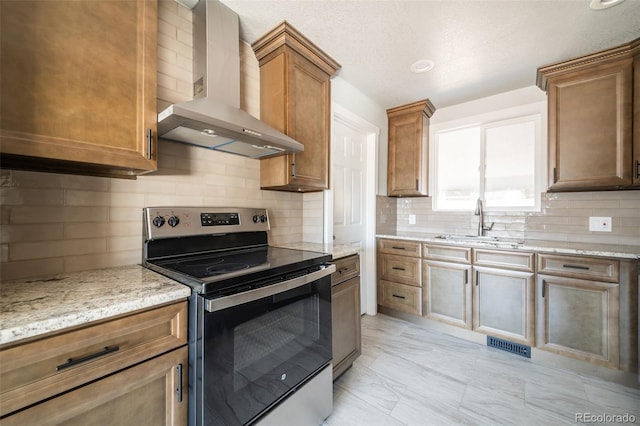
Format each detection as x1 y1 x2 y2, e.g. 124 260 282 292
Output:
0 265 191 346
274 242 360 260
377 232 640 260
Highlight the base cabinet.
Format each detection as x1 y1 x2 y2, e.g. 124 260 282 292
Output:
474 267 535 346
423 260 472 329
331 255 361 379
0 302 188 424
1 347 188 426
536 275 620 369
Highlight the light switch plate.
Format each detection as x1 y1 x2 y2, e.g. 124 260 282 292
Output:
589 216 612 232
409 214 416 225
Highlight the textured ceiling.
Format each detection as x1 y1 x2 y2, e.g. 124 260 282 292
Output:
220 0 640 110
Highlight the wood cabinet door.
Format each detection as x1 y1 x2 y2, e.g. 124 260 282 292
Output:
0 0 157 177
473 267 535 346
332 276 361 379
285 52 331 189
536 275 619 368
1 347 188 426
547 58 633 191
423 260 472 329
387 112 427 196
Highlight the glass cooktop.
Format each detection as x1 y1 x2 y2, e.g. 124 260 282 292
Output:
147 246 331 295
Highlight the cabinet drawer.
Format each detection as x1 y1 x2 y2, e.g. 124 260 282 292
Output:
537 254 619 282
378 254 421 287
473 249 534 272
0 301 187 417
378 239 421 257
332 254 360 285
379 280 422 316
423 244 471 264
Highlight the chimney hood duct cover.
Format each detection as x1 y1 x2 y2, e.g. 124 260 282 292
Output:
157 0 303 159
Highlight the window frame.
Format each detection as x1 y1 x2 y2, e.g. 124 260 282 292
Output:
430 106 545 213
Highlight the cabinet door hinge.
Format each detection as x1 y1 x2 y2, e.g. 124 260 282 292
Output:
291 162 297 177
146 129 153 160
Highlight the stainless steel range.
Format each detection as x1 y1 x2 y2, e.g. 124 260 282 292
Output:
142 207 334 426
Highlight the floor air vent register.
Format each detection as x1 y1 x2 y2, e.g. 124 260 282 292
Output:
487 336 531 358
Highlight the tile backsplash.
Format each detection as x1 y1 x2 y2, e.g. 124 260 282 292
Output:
386 191 640 246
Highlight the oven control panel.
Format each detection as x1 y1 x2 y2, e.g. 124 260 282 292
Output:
143 207 270 240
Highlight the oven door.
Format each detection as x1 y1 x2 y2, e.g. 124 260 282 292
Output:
201 265 334 426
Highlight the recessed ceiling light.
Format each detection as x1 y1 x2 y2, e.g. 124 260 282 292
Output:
410 59 435 73
589 0 625 10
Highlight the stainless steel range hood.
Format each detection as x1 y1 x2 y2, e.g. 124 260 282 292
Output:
157 0 303 159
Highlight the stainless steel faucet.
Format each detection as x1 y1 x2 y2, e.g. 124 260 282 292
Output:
474 198 494 236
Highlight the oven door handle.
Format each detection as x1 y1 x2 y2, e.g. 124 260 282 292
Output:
205 264 336 312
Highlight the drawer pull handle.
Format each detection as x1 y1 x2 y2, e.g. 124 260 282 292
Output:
464 269 468 284
56 345 120 371
338 268 350 274
391 246 407 250
562 264 589 271
392 267 406 271
392 294 406 300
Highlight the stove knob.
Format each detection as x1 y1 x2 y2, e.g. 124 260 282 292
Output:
253 215 260 223
260 214 268 223
167 215 180 227
152 215 165 227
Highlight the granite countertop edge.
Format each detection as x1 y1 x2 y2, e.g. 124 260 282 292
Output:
0 264 191 346
376 233 640 260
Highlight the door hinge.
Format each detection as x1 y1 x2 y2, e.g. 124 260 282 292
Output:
291 161 297 177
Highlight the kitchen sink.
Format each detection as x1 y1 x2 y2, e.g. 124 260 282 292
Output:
435 234 525 245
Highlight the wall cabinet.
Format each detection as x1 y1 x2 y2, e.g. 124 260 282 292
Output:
536 254 621 368
0 0 158 179
377 239 422 315
252 22 340 192
331 254 361 380
537 37 640 191
386 99 436 197
423 245 472 329
0 302 188 424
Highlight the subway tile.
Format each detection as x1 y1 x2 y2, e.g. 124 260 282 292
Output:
568 200 620 209
64 250 141 273
1 224 64 244
1 188 64 206
8 207 108 224
65 190 144 207
157 4 192 32
157 18 177 38
109 207 144 222
108 236 141 252
64 222 140 239
144 193 204 206
0 258 64 282
1 244 8 262
10 238 107 261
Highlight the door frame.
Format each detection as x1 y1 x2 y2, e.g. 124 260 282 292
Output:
325 103 379 315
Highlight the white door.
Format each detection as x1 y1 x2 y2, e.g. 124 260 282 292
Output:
328 104 378 315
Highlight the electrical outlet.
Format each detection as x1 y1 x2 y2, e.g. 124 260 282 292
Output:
589 216 612 232
409 214 416 225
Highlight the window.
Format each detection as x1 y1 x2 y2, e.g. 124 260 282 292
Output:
433 114 542 211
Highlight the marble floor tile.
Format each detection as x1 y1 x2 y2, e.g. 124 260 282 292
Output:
325 313 640 426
